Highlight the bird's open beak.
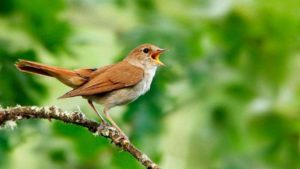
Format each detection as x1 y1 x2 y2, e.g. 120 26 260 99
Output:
151 49 166 66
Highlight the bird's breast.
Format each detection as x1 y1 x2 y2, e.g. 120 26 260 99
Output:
134 67 156 95
89 67 157 109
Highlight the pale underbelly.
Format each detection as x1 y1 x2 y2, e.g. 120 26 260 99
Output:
86 83 149 109
86 67 155 109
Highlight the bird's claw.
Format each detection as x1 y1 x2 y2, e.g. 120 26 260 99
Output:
97 124 105 131
117 131 129 141
101 120 109 126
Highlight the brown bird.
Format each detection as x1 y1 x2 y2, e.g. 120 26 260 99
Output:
15 43 166 139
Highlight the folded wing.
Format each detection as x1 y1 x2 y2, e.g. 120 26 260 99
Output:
59 61 144 98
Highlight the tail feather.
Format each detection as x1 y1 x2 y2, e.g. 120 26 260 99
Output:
16 59 56 76
15 59 88 88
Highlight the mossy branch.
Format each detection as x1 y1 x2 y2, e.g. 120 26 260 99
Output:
0 105 160 169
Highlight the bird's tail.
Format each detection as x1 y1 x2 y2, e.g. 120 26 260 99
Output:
15 59 87 88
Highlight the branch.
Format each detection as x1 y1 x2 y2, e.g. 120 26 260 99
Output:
0 105 160 169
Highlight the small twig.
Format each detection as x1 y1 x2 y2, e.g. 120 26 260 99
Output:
0 105 160 169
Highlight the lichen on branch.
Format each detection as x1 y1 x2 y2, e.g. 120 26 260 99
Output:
0 105 160 169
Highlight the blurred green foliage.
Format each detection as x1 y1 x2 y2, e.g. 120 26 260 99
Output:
1 0 300 169
0 0 70 52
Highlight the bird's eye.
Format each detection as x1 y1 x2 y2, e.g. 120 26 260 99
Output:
143 48 149 53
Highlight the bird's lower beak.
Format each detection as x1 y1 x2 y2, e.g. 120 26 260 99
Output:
151 49 166 66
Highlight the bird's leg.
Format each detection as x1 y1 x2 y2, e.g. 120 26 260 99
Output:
103 108 129 140
87 100 107 125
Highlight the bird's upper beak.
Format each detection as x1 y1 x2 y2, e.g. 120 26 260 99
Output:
151 49 166 66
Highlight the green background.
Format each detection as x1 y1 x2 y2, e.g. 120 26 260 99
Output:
0 0 300 169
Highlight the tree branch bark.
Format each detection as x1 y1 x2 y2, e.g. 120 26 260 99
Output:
0 105 160 169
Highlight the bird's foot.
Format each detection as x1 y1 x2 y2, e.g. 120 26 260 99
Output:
97 124 105 131
100 120 109 126
114 126 129 142
119 132 129 141
110 126 129 141
97 125 129 142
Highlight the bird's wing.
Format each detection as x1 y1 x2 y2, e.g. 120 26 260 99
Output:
59 61 144 98
74 65 114 78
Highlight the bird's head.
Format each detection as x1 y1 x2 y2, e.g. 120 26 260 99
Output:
125 43 166 68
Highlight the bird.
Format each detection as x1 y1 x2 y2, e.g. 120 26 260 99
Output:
15 43 166 139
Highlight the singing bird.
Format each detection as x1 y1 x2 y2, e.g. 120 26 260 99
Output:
16 43 166 139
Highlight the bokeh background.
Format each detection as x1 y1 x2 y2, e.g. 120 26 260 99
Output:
1 0 300 169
